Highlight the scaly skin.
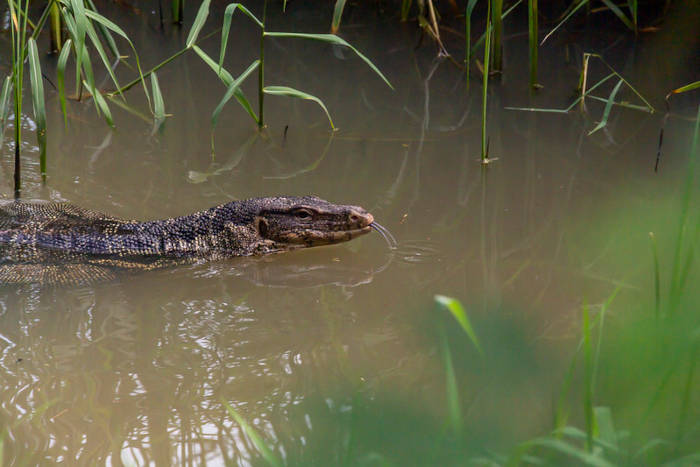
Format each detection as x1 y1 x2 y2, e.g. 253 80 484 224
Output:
0 196 374 285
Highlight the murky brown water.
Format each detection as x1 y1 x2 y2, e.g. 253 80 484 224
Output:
0 2 698 465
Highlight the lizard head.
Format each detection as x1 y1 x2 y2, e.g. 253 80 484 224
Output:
253 196 374 249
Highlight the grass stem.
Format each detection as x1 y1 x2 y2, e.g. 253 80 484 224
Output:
491 0 503 71
481 1 492 163
528 0 538 88
258 0 267 129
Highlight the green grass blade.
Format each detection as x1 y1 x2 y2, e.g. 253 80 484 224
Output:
77 42 96 94
504 106 569 113
264 32 393 89
68 0 88 92
439 328 463 435
481 7 492 161
219 4 263 74
27 38 47 177
151 71 165 122
401 0 412 21
541 0 588 45
582 302 594 452
434 295 483 355
529 438 615 466
593 407 618 450
56 38 73 126
82 9 152 108
667 80 700 98
628 0 637 29
0 76 11 136
556 426 621 454
193 45 235 84
84 80 114 127
49 0 62 52
186 0 211 48
211 59 260 130
331 0 347 34
588 78 624 135
469 0 522 57
492 0 504 71
465 0 477 87
599 0 634 30
584 53 655 112
193 46 259 123
669 104 700 313
82 17 124 99
224 402 282 467
649 232 661 319
85 0 120 57
263 85 335 129
528 0 539 88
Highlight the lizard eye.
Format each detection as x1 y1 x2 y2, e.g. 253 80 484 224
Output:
293 208 314 219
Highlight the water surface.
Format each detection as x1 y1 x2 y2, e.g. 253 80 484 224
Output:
0 2 698 464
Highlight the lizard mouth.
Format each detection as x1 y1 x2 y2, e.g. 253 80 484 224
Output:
309 226 372 244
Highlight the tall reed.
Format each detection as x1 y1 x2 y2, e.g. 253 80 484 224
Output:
464 0 477 90
480 0 492 163
172 0 183 24
491 0 503 72
258 0 267 129
8 0 31 194
528 0 538 88
49 0 63 53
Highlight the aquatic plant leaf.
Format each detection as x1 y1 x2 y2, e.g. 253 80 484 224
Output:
194 45 258 123
56 38 73 126
667 80 700 98
582 303 594 451
541 0 588 45
68 0 88 85
150 72 165 124
263 86 335 129
670 104 700 312
469 0 522 57
556 426 621 454
224 402 282 467
331 0 347 34
401 0 413 21
85 0 119 58
84 81 114 127
83 9 153 108
264 32 393 89
588 78 624 135
599 0 634 30
465 0 478 67
439 330 463 435
212 59 260 130
27 38 47 176
186 0 211 48
593 407 618 450
82 10 132 47
82 13 123 99
0 76 11 146
528 0 539 88
434 295 483 355
481 7 492 160
76 41 96 95
220 4 263 75
514 437 615 467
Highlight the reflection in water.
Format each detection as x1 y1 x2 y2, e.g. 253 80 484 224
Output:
0 245 395 464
